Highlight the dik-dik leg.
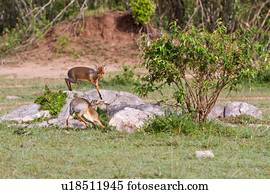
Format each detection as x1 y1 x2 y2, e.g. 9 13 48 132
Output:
78 113 88 127
84 110 104 128
66 115 71 127
65 78 76 91
90 80 103 99
94 119 105 128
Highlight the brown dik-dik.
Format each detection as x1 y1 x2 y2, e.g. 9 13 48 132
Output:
65 66 105 99
66 97 105 128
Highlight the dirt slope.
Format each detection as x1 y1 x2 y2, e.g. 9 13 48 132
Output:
0 11 142 79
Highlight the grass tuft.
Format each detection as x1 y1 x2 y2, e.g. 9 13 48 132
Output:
142 113 243 137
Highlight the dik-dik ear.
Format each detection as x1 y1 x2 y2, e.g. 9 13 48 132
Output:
97 65 105 74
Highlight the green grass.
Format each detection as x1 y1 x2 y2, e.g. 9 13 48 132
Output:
0 123 269 178
0 75 270 178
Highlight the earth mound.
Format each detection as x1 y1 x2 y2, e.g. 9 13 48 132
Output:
0 11 148 78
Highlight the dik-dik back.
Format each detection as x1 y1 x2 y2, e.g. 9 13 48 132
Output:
65 66 105 99
67 67 100 82
69 97 90 115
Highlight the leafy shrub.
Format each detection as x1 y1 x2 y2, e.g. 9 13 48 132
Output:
96 66 138 92
110 66 138 85
54 35 70 53
130 0 156 25
0 25 27 54
253 69 270 83
142 113 197 134
137 22 268 122
220 115 259 125
0 14 49 55
34 85 67 116
96 107 113 132
44 0 81 21
142 113 238 137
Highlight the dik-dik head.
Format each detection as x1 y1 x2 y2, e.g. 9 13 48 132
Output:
90 99 109 110
96 65 105 79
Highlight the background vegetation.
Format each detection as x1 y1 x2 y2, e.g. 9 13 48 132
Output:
0 0 269 178
0 0 269 54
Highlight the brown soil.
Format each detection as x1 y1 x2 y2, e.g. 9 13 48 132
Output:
0 11 143 79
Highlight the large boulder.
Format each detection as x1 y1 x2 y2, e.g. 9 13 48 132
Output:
109 107 150 133
1 90 163 133
0 104 50 123
208 101 262 120
224 101 262 119
56 91 82 127
33 89 163 132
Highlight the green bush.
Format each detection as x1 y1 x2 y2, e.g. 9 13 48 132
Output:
0 25 27 54
45 0 81 21
253 69 270 83
142 113 197 134
130 0 156 25
96 107 113 132
34 85 67 116
142 113 238 137
0 15 49 55
97 66 138 92
136 22 268 122
54 35 70 53
110 66 138 85
220 115 259 125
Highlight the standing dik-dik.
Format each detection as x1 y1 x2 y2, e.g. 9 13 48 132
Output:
65 66 105 99
66 97 105 128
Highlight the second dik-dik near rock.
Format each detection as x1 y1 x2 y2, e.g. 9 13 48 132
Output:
65 66 105 99
66 97 105 128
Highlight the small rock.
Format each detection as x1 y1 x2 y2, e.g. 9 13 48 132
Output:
20 140 35 148
22 116 34 123
208 105 225 119
195 150 214 159
66 119 87 129
6 95 21 100
27 121 49 128
47 118 59 125
0 104 51 122
224 101 262 119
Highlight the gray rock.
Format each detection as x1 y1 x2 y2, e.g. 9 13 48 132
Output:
27 121 49 128
66 119 87 129
208 105 225 119
57 91 77 126
82 90 144 106
6 95 21 100
56 90 163 131
1 90 163 132
109 107 151 133
0 104 51 123
195 150 214 159
47 118 59 125
224 101 262 119
20 140 36 148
